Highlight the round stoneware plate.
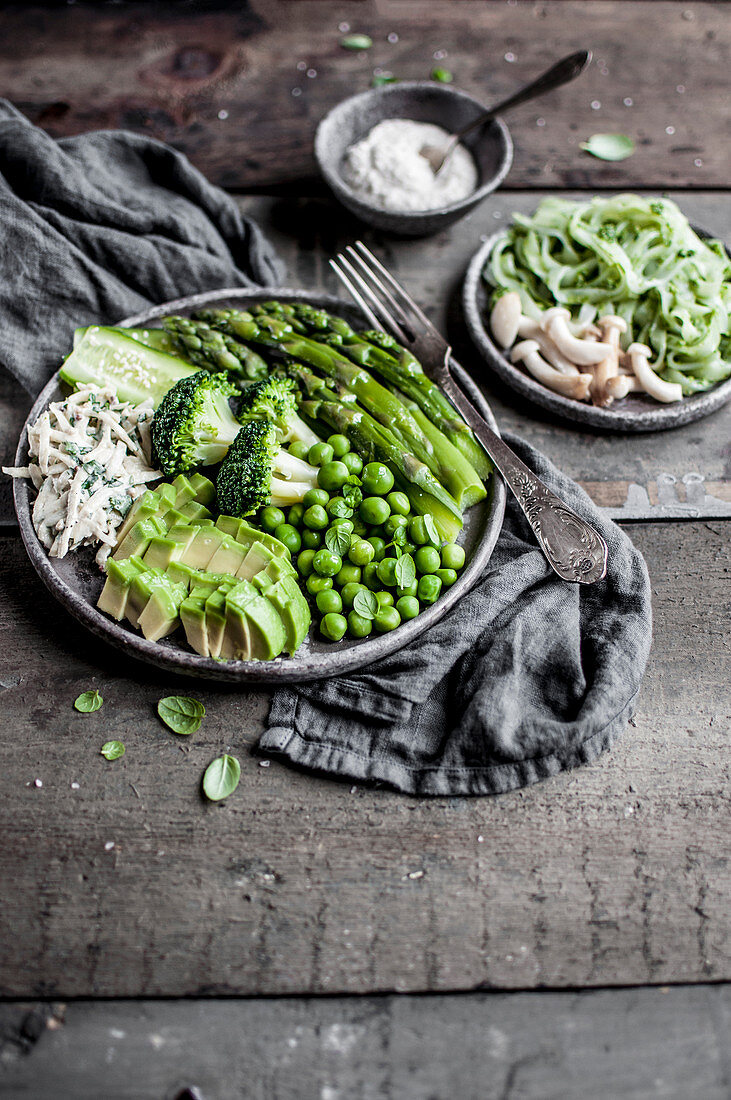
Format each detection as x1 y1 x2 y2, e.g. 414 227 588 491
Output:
462 229 731 432
13 288 506 684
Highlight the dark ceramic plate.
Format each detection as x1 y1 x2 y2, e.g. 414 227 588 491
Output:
13 288 506 684
462 230 731 432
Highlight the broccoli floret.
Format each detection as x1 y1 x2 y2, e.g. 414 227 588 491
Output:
151 371 242 476
237 375 321 448
216 419 320 517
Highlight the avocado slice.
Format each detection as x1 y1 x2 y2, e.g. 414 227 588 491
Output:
215 516 291 560
116 482 177 544
179 526 226 570
97 557 147 620
113 516 167 561
180 594 208 656
207 535 247 576
125 566 165 627
222 581 287 661
143 535 184 570
185 472 216 506
251 556 296 587
253 571 310 654
166 561 199 588
177 501 212 525
204 580 238 659
137 576 188 641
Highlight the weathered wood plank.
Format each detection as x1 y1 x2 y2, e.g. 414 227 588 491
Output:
0 519 728 997
2 192 730 526
0 1 728 190
1 986 730 1099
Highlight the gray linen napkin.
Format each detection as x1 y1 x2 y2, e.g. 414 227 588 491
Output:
0 100 282 392
262 433 652 796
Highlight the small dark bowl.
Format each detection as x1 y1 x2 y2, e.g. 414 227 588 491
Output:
315 82 513 237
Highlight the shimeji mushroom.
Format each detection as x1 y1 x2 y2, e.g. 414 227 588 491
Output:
516 317 579 375
540 307 611 366
511 340 593 400
606 374 641 399
591 315 628 407
490 291 522 348
626 343 683 403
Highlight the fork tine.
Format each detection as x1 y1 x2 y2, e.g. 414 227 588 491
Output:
353 241 435 332
328 259 382 331
331 254 410 345
345 246 414 335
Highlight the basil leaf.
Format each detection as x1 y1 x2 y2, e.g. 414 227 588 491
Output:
391 524 408 546
328 497 353 519
203 754 241 801
74 690 103 713
157 696 205 736
340 33 372 50
431 68 453 83
353 588 378 621
325 525 352 557
580 133 635 162
342 482 363 508
423 514 440 546
394 553 416 589
100 741 125 761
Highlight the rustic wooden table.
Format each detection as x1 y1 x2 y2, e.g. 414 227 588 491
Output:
1 3 729 1098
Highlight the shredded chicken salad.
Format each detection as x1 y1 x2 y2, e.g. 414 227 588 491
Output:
3 385 160 565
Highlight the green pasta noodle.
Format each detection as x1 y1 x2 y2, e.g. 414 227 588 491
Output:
484 195 731 395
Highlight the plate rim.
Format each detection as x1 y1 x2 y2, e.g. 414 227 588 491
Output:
462 228 731 433
13 287 506 684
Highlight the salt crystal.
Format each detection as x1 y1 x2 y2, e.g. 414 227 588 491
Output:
478 835 485 843
387 32 399 43
259 760 271 767
104 840 115 850
694 158 703 167
291 88 302 98
536 117 546 127
217 109 229 121
433 49 447 60
408 870 424 880
307 69 317 79
34 779 42 788
504 52 516 63
71 782 80 790
676 85 685 94
339 22 350 32
624 97 634 107
665 125 676 135
297 61 307 72
591 100 601 111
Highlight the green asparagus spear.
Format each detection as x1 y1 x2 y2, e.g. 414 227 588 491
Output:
162 316 269 380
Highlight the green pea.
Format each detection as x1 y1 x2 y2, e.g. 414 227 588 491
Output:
415 545 441 575
316 588 343 615
386 491 410 516
376 590 394 608
384 514 408 539
348 539 375 567
407 516 429 546
313 548 342 577
302 528 323 550
435 567 458 589
306 574 333 596
347 611 372 639
317 460 350 492
376 557 398 587
303 488 329 510
368 536 387 562
362 562 380 590
396 595 420 621
296 548 316 576
441 543 466 570
303 504 329 530
417 574 442 606
260 505 285 533
336 563 361 587
342 451 363 476
308 442 335 467
360 496 390 526
374 606 401 633
342 582 366 609
362 462 394 496
326 496 353 520
288 503 305 527
396 581 418 599
288 440 310 461
273 523 301 554
320 612 347 642
327 433 351 459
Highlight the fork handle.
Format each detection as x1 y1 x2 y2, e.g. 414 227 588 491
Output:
440 375 608 584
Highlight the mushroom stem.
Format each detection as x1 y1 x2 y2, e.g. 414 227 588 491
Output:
605 375 641 399
511 340 593 400
541 307 612 365
490 291 522 348
516 317 579 374
626 343 684 403
591 315 628 407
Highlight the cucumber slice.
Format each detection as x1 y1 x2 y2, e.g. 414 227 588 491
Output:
73 326 180 356
60 327 198 407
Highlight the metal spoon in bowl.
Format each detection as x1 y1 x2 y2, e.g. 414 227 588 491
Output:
420 49 592 175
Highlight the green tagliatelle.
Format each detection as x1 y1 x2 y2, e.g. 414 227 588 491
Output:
484 194 731 394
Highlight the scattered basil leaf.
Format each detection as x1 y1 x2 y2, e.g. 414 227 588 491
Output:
328 497 354 519
431 68 453 84
394 553 416 589
157 696 205 736
74 690 103 713
580 133 635 162
423 515 440 546
325 525 352 557
372 75 398 87
353 588 378 621
391 525 408 546
342 480 363 507
100 741 125 761
202 754 241 802
340 33 373 51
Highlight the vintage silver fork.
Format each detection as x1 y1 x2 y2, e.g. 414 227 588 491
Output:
330 242 608 584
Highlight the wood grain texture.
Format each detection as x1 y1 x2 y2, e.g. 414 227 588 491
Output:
2 987 730 1099
0 1 728 190
0 519 728 997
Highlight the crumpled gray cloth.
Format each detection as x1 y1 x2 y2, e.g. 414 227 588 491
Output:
0 100 282 393
262 434 652 796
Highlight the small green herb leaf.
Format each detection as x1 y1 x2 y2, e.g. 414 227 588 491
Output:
328 497 354 519
325 525 352 557
580 133 635 162
372 74 398 87
341 33 373 51
394 553 416 589
353 588 378 621
100 741 125 761
157 696 205 736
431 68 453 84
74 690 103 713
203 754 241 802
342 481 363 508
423 515 440 546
